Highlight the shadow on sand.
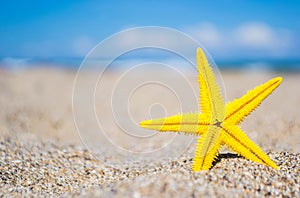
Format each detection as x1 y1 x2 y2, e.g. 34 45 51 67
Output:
212 153 241 167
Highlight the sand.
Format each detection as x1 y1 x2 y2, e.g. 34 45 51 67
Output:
0 67 299 197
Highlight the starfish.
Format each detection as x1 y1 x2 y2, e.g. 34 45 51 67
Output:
139 48 282 171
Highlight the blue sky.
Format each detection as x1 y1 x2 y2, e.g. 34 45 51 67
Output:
1 0 300 60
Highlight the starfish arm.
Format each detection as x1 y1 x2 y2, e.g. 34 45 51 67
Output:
193 125 223 171
221 124 279 169
139 113 210 136
196 48 225 121
225 77 282 125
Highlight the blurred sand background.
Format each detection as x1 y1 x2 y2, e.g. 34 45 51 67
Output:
0 68 299 151
0 67 299 197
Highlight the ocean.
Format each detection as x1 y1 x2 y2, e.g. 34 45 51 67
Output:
1 56 300 72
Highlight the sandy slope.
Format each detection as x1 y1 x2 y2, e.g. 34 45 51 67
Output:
0 68 299 196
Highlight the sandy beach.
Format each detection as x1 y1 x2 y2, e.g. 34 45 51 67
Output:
0 67 299 197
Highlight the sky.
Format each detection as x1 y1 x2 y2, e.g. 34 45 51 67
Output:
1 0 300 61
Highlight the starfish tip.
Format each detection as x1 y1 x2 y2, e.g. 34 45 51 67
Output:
139 120 151 127
274 76 283 84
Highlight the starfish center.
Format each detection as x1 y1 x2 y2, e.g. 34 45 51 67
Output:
213 120 223 128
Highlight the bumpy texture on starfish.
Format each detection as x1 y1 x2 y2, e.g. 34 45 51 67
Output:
140 48 282 171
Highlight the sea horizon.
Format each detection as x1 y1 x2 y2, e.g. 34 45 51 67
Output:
1 56 300 72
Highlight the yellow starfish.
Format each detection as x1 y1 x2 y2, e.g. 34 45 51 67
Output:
139 48 282 171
